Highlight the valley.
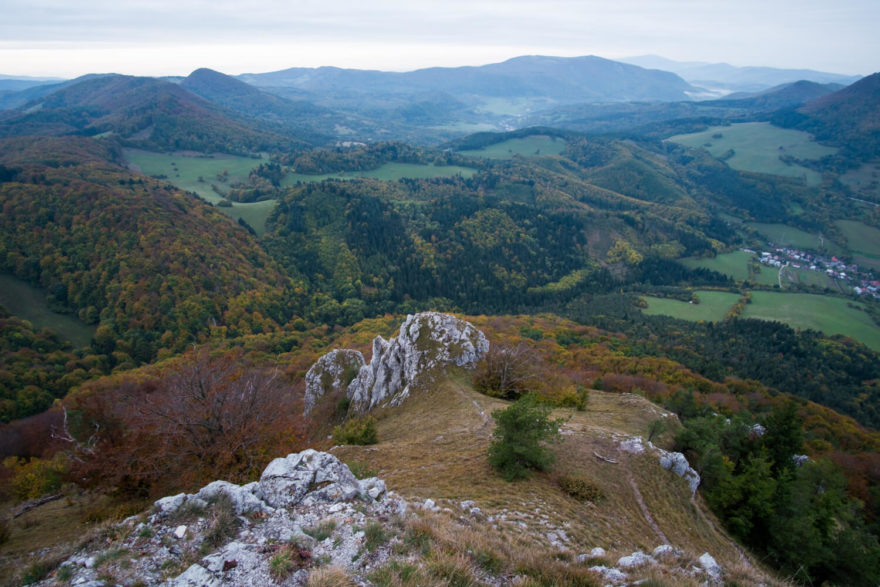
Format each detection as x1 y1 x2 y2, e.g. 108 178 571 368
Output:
1 53 879 585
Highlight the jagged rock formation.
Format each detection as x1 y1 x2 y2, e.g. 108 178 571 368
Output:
49 450 405 586
305 312 489 414
619 435 701 495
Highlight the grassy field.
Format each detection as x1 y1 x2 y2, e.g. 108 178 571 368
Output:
124 149 276 234
641 291 741 322
460 135 567 159
748 222 846 256
840 160 880 200
0 274 95 347
742 291 880 351
668 122 836 186
283 162 476 185
682 250 753 282
837 220 880 270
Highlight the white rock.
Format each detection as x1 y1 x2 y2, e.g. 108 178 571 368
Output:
259 449 361 509
83 556 97 569
617 551 654 569
652 544 678 558
699 552 723 583
304 349 366 414
589 565 628 583
423 498 437 510
169 563 220 586
358 477 387 500
619 436 645 454
153 492 186 515
590 547 607 558
196 480 271 515
173 525 187 539
659 450 701 496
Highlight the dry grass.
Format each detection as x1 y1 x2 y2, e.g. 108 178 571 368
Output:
307 565 357 586
333 374 783 584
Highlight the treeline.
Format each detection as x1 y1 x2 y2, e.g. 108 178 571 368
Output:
561 292 880 429
277 142 478 175
674 403 880 585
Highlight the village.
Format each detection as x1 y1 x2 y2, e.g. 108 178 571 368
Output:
752 246 880 298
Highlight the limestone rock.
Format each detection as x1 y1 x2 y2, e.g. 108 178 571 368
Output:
617 550 655 569
699 552 723 583
658 450 701 496
195 480 269 515
304 349 366 414
305 312 489 415
259 449 361 509
169 563 220 587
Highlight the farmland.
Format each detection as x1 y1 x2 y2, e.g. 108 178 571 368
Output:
0 274 95 348
741 291 880 351
460 135 567 159
837 220 880 270
748 222 846 256
668 122 836 186
641 291 741 322
682 250 754 282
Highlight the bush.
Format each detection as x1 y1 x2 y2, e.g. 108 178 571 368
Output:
3 454 68 501
557 472 604 502
473 343 538 400
488 394 563 481
332 416 378 445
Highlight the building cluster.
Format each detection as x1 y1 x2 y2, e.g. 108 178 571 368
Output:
756 247 879 297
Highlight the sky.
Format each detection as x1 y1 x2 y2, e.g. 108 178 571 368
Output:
0 0 877 79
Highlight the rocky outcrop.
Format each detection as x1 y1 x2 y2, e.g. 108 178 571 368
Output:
305 312 489 414
48 450 406 586
619 435 701 496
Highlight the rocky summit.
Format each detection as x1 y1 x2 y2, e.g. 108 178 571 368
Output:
305 312 489 414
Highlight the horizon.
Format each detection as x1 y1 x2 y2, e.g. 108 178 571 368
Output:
1 1 877 79
0 52 871 83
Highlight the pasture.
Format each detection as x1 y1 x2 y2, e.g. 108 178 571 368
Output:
748 222 845 255
0 274 95 348
124 149 274 234
840 160 880 200
641 291 741 322
682 250 753 282
837 220 880 270
460 135 567 159
668 122 836 186
283 162 476 185
741 291 880 351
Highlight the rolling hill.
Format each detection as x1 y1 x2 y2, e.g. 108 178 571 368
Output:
0 74 304 153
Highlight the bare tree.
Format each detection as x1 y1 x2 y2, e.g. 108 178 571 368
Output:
473 342 539 400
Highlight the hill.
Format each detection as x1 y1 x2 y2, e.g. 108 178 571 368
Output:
0 75 302 153
709 80 843 111
771 72 880 159
621 55 863 93
0 136 294 419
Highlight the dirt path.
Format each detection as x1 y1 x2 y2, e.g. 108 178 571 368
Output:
627 473 670 545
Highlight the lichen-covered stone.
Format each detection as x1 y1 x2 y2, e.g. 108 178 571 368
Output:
305 312 489 415
304 349 366 414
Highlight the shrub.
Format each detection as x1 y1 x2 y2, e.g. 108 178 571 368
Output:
488 394 563 481
473 343 538 400
332 416 378 445
345 460 377 480
304 520 337 542
557 472 604 502
202 495 240 550
363 520 387 552
3 454 68 501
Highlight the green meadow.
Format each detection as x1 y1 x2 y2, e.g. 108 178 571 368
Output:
748 222 845 255
283 162 476 185
124 149 276 234
837 220 880 270
742 291 880 351
641 291 741 322
669 122 836 186
682 250 754 282
460 135 567 159
0 274 95 348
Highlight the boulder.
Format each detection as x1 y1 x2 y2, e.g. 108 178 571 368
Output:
259 449 362 509
659 450 701 496
304 349 366 414
195 480 270 515
699 552 723 583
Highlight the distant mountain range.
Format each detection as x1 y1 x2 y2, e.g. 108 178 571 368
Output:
0 55 873 148
621 55 863 93
239 55 696 104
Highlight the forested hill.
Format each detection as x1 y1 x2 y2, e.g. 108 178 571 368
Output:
0 137 292 385
0 75 303 154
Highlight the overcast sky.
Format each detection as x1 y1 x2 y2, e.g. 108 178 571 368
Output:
1 0 877 78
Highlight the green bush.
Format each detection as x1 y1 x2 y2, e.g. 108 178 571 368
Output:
557 472 604 502
332 416 378 445
488 394 562 481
